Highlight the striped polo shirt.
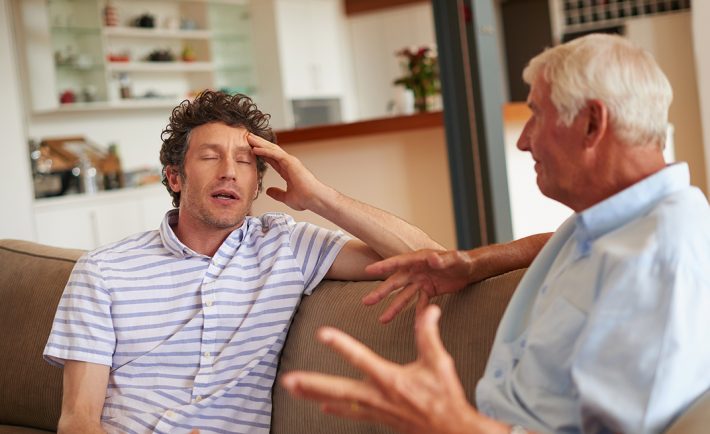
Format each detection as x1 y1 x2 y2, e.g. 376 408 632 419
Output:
44 209 348 434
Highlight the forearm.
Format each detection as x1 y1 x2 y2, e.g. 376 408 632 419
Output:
60 361 109 434
465 232 551 283
309 186 443 258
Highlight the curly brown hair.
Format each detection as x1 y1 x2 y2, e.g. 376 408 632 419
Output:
160 90 273 208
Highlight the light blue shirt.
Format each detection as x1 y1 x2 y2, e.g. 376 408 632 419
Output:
44 210 348 434
476 163 710 433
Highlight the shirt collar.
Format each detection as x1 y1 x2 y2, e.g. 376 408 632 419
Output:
574 163 690 255
159 209 248 258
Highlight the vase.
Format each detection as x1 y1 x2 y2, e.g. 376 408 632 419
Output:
412 88 429 113
414 93 428 113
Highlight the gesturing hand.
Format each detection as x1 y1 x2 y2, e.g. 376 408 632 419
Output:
363 249 477 323
247 133 330 212
281 305 497 434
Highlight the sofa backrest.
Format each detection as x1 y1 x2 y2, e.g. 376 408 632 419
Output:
271 271 524 433
0 240 83 431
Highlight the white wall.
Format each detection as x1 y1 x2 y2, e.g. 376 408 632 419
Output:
626 12 707 195
692 2 710 195
0 0 36 241
252 127 457 249
348 3 437 120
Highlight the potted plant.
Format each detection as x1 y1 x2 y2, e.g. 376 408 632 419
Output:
393 46 440 113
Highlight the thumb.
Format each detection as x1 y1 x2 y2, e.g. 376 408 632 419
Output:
415 305 448 367
266 187 287 203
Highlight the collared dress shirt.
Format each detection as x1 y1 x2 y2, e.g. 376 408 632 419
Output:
44 210 349 434
476 163 710 433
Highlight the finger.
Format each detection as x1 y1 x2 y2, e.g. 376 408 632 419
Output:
378 283 419 324
364 251 427 275
316 327 395 383
246 132 280 149
281 371 377 404
320 400 408 430
362 271 410 305
414 305 450 367
414 291 429 319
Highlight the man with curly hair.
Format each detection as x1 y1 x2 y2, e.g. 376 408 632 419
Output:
43 90 444 434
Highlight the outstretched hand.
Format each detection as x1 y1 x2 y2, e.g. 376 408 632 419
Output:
247 133 330 211
281 305 499 434
363 249 477 323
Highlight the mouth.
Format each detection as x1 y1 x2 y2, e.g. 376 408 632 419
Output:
211 189 240 202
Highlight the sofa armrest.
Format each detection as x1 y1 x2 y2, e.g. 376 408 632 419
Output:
665 389 710 434
272 269 525 434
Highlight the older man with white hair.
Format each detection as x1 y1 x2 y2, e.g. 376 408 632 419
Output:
281 33 710 434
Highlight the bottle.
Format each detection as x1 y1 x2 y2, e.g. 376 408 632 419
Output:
104 1 119 27
118 73 131 99
78 153 101 194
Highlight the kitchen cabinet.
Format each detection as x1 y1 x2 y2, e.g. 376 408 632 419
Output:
17 0 257 114
275 0 347 99
34 183 171 250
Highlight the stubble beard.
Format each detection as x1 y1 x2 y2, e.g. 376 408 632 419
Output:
182 184 251 231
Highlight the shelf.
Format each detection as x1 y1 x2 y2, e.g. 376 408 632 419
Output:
34 98 183 114
560 0 691 34
103 27 212 39
50 26 102 35
106 61 214 72
56 64 105 72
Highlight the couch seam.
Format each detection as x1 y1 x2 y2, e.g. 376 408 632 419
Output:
0 246 79 264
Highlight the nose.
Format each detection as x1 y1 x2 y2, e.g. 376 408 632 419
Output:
517 120 532 152
218 157 237 181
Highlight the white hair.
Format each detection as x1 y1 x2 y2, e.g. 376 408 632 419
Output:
522 33 672 148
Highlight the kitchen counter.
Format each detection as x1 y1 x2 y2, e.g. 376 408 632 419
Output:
275 111 443 145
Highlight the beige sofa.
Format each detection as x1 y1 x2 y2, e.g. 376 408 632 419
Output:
0 239 707 433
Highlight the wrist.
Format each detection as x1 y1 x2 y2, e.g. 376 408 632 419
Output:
306 185 342 216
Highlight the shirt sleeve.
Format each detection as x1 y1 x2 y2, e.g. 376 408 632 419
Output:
571 252 710 434
286 219 350 295
43 253 116 368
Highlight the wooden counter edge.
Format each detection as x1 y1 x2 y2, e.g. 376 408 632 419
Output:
275 111 443 145
274 103 530 146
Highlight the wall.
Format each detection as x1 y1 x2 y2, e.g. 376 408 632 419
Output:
251 127 457 249
348 2 437 120
626 12 707 195
692 2 710 194
0 0 36 240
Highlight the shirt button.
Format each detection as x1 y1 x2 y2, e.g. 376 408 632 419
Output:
206 300 213 307
195 396 202 403
204 352 211 358
166 410 175 418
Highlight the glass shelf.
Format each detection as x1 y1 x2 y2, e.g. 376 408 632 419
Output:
56 64 105 72
103 27 212 40
50 26 102 35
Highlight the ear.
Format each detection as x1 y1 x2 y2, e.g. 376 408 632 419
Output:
166 166 182 192
584 99 608 149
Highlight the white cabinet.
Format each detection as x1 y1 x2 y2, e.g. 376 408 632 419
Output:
16 0 257 113
34 184 171 250
275 0 347 99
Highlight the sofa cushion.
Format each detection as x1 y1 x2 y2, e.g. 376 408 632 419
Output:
272 269 525 434
0 240 83 432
